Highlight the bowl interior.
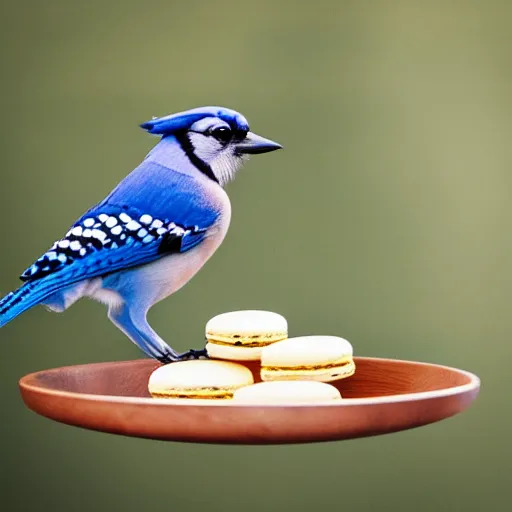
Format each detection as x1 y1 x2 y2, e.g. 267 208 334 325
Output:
29 357 473 399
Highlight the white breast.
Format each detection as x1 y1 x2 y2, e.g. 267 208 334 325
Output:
141 202 231 303
97 182 232 308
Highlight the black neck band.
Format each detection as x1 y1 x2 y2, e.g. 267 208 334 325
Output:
174 132 219 183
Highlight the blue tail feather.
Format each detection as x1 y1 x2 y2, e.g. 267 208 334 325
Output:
0 283 41 327
0 278 65 328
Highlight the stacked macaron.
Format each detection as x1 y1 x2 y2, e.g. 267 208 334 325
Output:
259 335 355 383
148 310 356 404
232 334 354 403
205 310 288 361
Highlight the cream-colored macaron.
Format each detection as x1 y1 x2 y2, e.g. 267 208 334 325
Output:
232 380 342 404
148 360 254 399
205 310 288 361
260 335 355 382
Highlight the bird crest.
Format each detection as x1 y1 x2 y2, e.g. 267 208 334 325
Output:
140 106 249 136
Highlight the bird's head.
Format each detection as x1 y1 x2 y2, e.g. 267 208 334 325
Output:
140 106 281 186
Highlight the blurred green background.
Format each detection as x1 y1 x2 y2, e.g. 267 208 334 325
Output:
1 0 510 510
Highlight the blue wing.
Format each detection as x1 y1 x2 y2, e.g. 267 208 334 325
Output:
20 161 220 284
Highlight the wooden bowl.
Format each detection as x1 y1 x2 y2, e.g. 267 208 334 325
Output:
18 357 480 445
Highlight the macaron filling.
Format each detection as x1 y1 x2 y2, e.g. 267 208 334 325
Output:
206 334 286 348
151 387 243 399
262 359 354 372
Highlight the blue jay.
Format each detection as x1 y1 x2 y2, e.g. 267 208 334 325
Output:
0 106 281 363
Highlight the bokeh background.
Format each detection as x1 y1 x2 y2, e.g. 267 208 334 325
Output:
1 0 511 510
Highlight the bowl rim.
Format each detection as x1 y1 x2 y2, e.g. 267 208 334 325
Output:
18 356 481 408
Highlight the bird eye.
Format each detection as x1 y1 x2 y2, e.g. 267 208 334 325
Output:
211 126 232 143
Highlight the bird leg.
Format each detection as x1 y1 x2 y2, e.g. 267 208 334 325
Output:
108 304 208 363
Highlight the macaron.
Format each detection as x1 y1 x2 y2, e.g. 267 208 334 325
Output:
148 360 254 399
232 380 342 404
260 335 355 383
205 310 288 361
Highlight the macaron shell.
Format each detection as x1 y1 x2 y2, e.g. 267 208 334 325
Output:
261 335 353 368
205 310 288 338
232 380 342 404
206 341 267 361
261 359 356 383
148 360 254 399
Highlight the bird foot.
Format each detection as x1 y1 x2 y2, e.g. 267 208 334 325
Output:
157 348 209 364
178 348 209 361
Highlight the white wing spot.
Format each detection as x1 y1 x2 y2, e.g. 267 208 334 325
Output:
83 218 95 228
126 220 141 231
137 228 148 238
172 226 185 236
111 225 123 236
119 213 131 223
80 248 87 256
142 235 154 243
83 229 93 238
58 254 68 263
140 214 152 225
98 214 109 223
156 227 167 235
71 226 83 236
106 217 118 228
92 229 107 241
58 240 70 249
70 241 81 251
151 219 163 229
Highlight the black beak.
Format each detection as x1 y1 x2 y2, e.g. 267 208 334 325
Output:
236 132 282 155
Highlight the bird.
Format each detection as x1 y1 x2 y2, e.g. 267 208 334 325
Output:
0 106 282 363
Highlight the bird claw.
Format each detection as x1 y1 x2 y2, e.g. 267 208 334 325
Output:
157 348 209 364
179 348 209 361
